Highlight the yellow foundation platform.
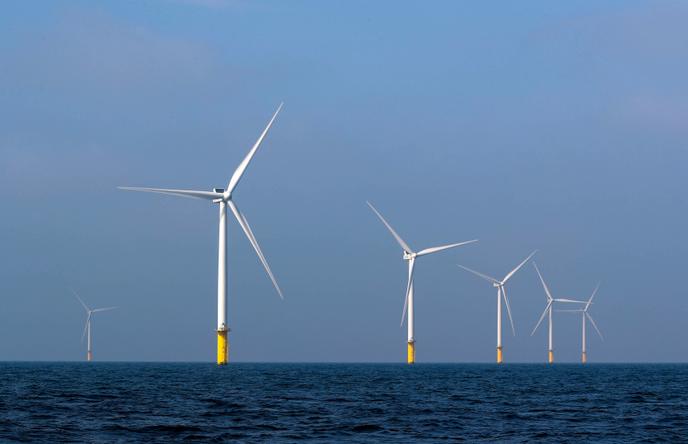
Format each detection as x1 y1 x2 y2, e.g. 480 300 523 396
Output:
497 346 503 364
217 330 228 365
407 341 415 364
87 351 92 362
548 350 554 364
582 351 587 364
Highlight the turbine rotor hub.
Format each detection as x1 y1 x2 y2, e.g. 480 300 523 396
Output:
212 188 229 204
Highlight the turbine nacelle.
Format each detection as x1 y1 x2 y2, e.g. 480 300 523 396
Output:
212 189 227 204
403 251 417 260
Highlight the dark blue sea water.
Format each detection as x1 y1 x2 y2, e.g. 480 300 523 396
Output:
1 363 686 442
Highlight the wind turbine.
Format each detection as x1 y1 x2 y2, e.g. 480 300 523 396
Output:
531 262 586 364
73 290 117 362
457 250 537 364
367 201 477 364
556 283 603 363
119 104 284 365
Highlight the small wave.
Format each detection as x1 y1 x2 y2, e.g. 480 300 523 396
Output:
352 423 383 433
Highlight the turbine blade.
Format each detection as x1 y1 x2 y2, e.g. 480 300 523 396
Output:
81 314 90 343
71 288 90 312
92 307 117 313
533 262 553 302
586 282 601 311
502 250 537 284
501 286 516 336
118 187 220 201
226 103 283 195
401 259 415 327
555 298 586 303
417 239 478 257
586 312 604 340
227 200 283 299
531 301 551 336
366 201 413 253
456 265 499 284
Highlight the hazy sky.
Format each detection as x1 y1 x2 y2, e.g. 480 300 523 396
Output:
1 0 686 362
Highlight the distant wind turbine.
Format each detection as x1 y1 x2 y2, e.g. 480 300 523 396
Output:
531 262 586 364
73 289 117 362
367 201 477 364
556 283 603 363
457 250 537 363
119 104 284 365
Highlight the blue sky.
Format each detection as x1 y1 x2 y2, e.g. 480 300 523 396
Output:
1 0 686 362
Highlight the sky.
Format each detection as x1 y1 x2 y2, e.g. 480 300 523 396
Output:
1 0 686 363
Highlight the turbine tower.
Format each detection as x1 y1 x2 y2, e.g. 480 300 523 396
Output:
367 201 477 364
457 250 537 364
119 104 284 365
530 262 585 364
556 283 603 363
73 290 117 362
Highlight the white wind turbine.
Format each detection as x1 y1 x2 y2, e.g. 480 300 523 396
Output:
367 201 477 364
457 250 537 363
556 283 603 363
119 104 284 365
531 262 586 363
73 290 117 362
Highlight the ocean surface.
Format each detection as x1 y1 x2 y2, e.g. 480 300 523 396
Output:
0 363 686 442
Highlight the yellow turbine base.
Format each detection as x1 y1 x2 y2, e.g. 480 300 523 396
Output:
548 350 554 364
407 341 415 364
582 352 587 364
87 351 92 362
217 330 228 365
497 346 503 364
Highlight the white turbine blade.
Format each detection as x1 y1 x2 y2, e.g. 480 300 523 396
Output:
81 314 91 343
92 306 117 313
416 239 478 257
502 250 538 284
586 312 604 340
456 265 499 284
71 288 90 312
366 201 413 253
533 262 553 302
501 286 516 336
400 259 415 327
225 103 283 196
555 298 586 303
227 200 283 299
585 282 600 311
118 187 220 201
531 301 551 336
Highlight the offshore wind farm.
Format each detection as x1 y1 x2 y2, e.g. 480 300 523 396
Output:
2 0 688 442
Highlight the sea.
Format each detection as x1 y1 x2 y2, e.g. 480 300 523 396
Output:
0 363 686 442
